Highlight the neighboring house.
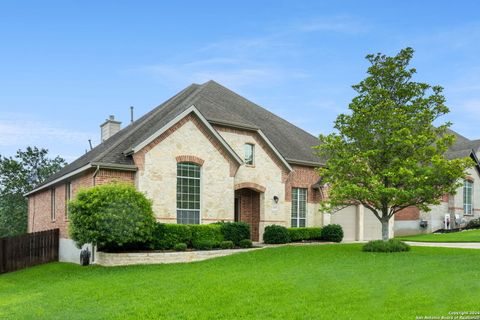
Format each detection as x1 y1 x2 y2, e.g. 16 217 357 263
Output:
26 80 480 262
394 130 480 235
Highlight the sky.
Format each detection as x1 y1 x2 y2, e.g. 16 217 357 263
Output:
1 1 480 162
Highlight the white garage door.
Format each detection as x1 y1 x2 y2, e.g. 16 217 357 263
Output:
363 210 382 240
331 207 357 241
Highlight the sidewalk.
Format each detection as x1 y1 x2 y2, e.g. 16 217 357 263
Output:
405 242 480 249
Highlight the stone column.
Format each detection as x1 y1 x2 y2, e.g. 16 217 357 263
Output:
356 204 364 241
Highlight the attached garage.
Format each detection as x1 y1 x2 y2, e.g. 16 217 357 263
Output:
329 205 383 241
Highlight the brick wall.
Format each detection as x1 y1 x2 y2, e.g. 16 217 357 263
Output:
395 206 420 220
28 168 135 238
285 165 322 203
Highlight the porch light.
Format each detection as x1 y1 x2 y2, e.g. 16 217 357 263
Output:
273 196 279 203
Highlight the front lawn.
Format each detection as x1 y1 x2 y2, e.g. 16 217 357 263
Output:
1 244 479 319
396 229 480 242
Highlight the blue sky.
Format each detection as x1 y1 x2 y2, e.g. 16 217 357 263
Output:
1 1 480 161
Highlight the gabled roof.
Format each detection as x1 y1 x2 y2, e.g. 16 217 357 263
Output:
28 80 321 195
445 128 480 160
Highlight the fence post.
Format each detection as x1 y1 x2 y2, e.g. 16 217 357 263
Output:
0 238 5 274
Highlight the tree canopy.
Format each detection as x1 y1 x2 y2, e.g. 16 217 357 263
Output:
315 47 473 240
0 147 66 236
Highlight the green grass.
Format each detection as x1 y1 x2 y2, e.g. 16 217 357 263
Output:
1 244 480 319
396 229 480 242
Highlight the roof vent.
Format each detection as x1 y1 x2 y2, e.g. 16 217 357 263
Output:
100 115 121 142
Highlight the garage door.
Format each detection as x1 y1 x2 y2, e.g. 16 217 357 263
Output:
331 207 357 241
363 210 382 240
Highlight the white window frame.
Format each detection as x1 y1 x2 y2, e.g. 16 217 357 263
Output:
464 179 473 215
51 188 56 222
176 162 201 224
291 187 307 227
244 143 255 166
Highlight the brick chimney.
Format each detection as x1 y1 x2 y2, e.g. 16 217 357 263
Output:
100 115 121 142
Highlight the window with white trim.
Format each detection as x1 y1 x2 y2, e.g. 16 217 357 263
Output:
464 179 473 215
244 143 254 165
51 188 56 222
291 188 307 227
177 162 201 224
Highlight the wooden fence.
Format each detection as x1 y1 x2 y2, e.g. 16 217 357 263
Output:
0 228 59 274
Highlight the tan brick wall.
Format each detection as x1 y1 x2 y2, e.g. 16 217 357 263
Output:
28 168 135 239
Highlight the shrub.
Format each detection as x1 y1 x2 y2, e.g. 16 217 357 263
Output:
190 224 223 249
219 222 251 246
69 184 156 251
287 227 323 242
174 243 187 251
194 240 217 250
466 218 480 230
263 225 290 244
308 227 323 240
321 224 344 243
363 239 411 253
239 239 253 248
220 240 235 249
151 223 192 250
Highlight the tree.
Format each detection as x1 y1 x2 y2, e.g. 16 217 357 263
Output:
0 147 66 236
315 48 473 241
69 184 156 250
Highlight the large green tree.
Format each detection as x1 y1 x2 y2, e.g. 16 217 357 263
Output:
0 147 66 237
315 48 473 240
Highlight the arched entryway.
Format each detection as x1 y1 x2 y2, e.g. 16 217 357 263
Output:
234 183 265 241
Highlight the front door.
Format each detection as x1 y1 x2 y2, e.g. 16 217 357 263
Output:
234 188 260 241
234 198 240 222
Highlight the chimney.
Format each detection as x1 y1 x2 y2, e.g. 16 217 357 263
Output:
100 115 121 142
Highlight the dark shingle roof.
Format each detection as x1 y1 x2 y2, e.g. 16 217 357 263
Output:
445 129 480 160
32 81 322 192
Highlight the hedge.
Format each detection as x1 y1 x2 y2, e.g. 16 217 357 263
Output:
151 223 192 250
287 227 323 242
363 239 410 253
263 225 290 244
218 222 251 246
190 224 224 249
321 224 344 243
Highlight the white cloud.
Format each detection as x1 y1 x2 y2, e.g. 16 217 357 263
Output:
295 16 369 34
0 114 94 150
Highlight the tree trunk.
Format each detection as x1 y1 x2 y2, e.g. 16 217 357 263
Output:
381 219 390 241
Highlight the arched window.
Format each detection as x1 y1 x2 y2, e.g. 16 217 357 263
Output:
177 162 201 224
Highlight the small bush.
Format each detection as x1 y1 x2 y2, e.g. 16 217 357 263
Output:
219 222 251 246
151 223 192 250
363 239 411 253
69 184 156 251
239 239 253 248
190 224 223 248
466 218 480 230
174 243 187 251
263 225 291 244
194 240 217 250
220 240 235 249
288 227 323 242
321 224 344 243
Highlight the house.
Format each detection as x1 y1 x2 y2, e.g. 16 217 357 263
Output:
26 80 480 262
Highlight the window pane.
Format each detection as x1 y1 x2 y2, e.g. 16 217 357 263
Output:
177 163 201 223
244 144 254 165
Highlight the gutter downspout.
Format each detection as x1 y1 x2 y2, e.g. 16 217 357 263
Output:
92 165 100 186
91 164 100 263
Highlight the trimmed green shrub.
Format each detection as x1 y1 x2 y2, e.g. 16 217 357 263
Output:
194 240 217 250
363 239 411 253
190 224 223 248
239 239 253 248
287 227 323 242
69 184 156 251
466 218 480 230
220 240 235 249
263 225 291 244
151 223 192 250
219 222 251 246
321 224 344 243
174 243 187 251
